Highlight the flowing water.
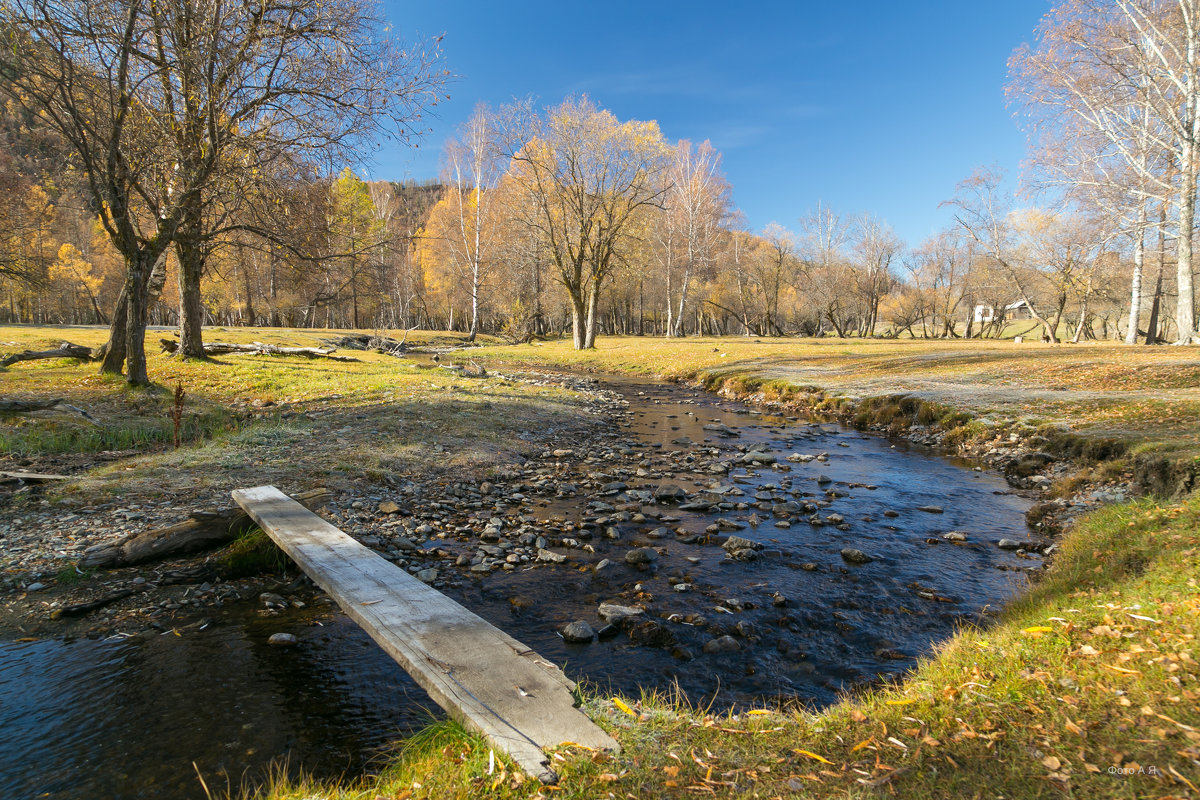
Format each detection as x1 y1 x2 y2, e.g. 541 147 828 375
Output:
0 372 1035 799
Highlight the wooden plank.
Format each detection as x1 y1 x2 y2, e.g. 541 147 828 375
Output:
232 485 618 783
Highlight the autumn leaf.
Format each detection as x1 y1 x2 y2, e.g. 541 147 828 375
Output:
793 748 833 764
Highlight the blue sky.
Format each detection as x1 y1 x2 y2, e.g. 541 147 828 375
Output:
375 1 1050 247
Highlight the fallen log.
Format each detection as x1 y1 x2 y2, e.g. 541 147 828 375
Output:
0 341 92 368
320 329 413 356
78 487 331 569
0 471 71 483
159 339 346 359
0 397 99 423
51 587 140 618
50 565 216 619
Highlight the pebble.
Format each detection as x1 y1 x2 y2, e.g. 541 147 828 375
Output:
268 633 298 646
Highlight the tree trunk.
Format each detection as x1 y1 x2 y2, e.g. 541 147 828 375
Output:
99 287 129 375
583 283 600 349
1125 205 1146 345
1176 138 1197 343
177 240 205 358
570 292 587 350
124 252 151 386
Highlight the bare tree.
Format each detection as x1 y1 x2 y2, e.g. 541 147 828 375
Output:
1010 0 1200 344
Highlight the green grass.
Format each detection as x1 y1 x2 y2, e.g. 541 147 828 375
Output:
219 528 291 577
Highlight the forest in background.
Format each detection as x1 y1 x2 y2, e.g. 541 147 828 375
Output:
1 0 1197 368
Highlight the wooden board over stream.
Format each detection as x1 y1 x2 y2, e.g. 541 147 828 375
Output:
231 485 618 782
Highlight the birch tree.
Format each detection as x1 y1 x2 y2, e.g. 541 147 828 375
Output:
1010 0 1200 344
658 139 730 337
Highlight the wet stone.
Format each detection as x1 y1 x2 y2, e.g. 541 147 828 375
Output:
702 635 741 654
561 621 596 643
597 603 644 622
624 547 659 565
840 548 872 565
268 633 298 646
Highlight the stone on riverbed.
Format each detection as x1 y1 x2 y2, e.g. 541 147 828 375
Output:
722 535 762 552
702 635 741 654
561 621 596 643
624 547 658 565
653 483 688 503
996 538 1025 550
268 633 298 646
598 603 644 622
840 548 872 565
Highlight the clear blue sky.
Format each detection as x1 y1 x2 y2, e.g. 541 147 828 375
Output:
375 0 1050 247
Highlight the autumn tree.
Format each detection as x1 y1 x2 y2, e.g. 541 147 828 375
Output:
656 139 730 337
496 96 670 349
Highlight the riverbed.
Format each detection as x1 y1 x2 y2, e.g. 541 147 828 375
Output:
0 370 1037 799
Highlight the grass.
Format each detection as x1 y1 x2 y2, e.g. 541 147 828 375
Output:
219 528 291 577
0 325 583 506
6 326 1199 798
467 335 1200 470
256 493 1200 800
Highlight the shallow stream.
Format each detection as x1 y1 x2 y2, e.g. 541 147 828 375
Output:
0 371 1036 799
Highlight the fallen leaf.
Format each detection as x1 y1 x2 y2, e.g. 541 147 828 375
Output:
612 698 637 717
1042 755 1061 770
793 748 833 764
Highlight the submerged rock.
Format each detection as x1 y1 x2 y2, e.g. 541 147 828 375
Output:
598 603 644 622
702 635 741 654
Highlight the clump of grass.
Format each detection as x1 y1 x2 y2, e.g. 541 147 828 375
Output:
54 564 95 585
220 529 290 577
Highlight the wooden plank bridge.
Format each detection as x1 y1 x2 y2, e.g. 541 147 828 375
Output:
232 485 619 783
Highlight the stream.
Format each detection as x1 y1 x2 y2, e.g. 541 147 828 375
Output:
0 371 1036 799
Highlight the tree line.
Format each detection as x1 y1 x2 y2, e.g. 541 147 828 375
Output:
2 0 1198 385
